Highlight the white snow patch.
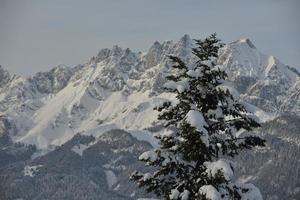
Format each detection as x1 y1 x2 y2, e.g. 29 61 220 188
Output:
239 183 263 200
177 85 185 93
169 188 180 199
163 81 177 90
186 68 202 78
243 101 276 122
129 129 159 148
164 78 189 93
23 165 43 177
139 150 157 162
186 110 208 134
71 144 89 156
185 110 209 145
204 159 233 181
104 170 117 189
180 189 190 200
237 175 254 184
199 185 221 200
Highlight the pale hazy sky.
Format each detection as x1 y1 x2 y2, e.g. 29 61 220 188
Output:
0 0 299 76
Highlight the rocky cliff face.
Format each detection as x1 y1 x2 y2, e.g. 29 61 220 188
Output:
29 64 75 94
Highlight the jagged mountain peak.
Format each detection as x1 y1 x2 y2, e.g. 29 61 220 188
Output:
88 34 193 72
50 64 71 72
90 46 138 68
0 65 11 88
231 38 257 49
0 65 6 72
217 37 299 113
111 45 123 56
29 64 74 94
152 41 161 48
222 38 298 83
178 34 192 45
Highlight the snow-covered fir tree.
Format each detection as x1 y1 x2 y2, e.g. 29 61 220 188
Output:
130 34 265 200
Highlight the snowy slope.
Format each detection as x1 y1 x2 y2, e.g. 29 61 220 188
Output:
220 38 299 113
0 35 299 149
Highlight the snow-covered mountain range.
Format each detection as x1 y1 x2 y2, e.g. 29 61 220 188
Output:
0 35 300 200
1 35 299 149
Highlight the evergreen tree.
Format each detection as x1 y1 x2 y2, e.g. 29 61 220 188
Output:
130 34 265 200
